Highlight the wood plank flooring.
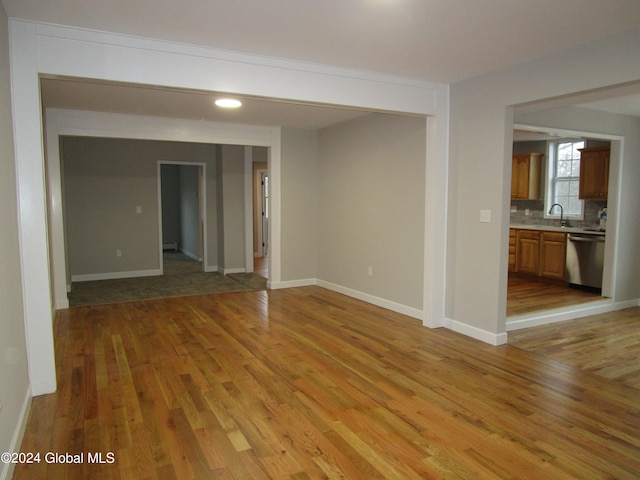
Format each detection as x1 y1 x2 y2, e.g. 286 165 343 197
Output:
507 273 603 317
254 256 268 279
14 287 640 479
509 306 640 389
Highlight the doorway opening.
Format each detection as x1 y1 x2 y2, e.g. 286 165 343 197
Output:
159 162 206 275
507 125 620 323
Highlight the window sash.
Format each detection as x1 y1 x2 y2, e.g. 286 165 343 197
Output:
547 140 584 218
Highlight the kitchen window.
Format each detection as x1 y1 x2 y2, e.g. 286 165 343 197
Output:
546 139 584 218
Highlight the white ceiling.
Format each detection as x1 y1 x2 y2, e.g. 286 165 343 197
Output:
5 0 640 84
579 94 640 117
7 0 640 125
40 78 372 129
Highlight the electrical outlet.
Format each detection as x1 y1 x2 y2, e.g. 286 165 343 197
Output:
116 249 122 257
0 396 3 412
367 266 373 277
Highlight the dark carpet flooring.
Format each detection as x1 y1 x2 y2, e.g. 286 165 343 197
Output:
67 252 267 307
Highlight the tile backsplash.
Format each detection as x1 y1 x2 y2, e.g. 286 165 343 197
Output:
510 199 607 230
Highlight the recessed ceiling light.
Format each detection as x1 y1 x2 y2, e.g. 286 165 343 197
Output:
215 98 242 108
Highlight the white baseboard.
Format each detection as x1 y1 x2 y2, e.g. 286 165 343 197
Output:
268 278 509 345
204 264 218 273
443 317 508 346
71 269 161 282
222 267 246 275
506 297 640 331
56 296 70 310
268 277 424 320
268 278 317 289
317 279 424 321
0 386 32 480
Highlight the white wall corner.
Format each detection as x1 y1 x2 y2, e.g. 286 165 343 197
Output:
422 85 449 331
443 317 508 346
9 19 57 396
55 297 70 311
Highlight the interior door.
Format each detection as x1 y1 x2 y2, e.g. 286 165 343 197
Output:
261 171 269 257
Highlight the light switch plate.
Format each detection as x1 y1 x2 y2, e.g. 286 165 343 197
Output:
480 209 491 223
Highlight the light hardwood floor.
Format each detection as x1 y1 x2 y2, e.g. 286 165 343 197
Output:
507 273 603 317
14 287 640 479
254 256 268 278
509 306 640 389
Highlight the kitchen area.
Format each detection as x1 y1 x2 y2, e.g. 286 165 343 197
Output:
508 136 610 316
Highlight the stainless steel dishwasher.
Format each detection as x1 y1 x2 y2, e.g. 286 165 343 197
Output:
565 233 605 289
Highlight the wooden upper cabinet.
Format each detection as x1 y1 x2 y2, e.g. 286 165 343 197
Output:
579 146 609 200
511 153 543 200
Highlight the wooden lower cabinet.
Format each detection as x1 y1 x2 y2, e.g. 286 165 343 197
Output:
515 230 540 275
539 232 567 279
514 229 567 280
508 229 517 272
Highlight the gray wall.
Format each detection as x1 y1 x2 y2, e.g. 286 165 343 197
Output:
0 4 30 476
62 137 222 277
317 113 427 309
448 29 640 334
281 128 319 281
161 164 180 246
216 144 246 271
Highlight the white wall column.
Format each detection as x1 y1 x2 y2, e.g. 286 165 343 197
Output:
9 21 56 395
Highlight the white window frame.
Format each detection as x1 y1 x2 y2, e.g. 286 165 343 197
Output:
544 139 585 220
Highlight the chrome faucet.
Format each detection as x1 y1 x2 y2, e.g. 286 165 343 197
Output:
548 203 566 227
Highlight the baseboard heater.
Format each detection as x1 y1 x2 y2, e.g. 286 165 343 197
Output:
163 242 178 251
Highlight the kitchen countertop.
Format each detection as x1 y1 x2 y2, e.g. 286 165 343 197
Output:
510 224 606 236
